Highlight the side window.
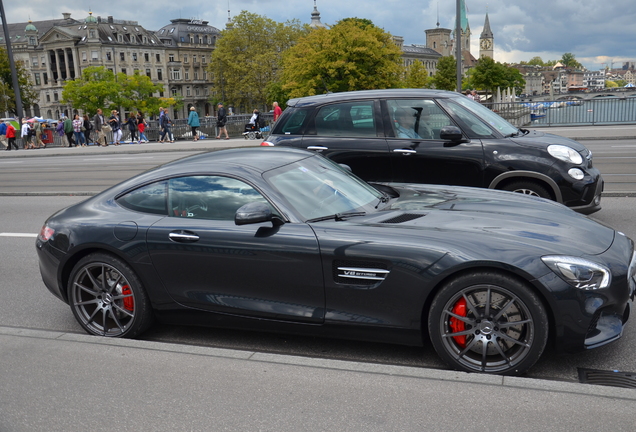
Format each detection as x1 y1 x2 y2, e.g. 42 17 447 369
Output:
441 100 497 138
117 181 167 215
315 101 376 137
387 99 454 140
277 108 309 135
168 176 273 221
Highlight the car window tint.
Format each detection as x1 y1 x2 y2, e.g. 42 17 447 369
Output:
315 101 376 137
277 108 309 135
386 99 453 140
168 176 272 220
117 181 167 215
441 100 498 138
445 97 517 137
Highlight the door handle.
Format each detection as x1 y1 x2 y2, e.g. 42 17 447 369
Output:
392 149 416 155
169 231 200 242
307 146 328 151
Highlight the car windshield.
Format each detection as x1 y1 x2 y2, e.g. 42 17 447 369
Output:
449 96 518 137
264 155 384 221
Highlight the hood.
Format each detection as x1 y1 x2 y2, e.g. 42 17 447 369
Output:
509 130 588 152
361 184 614 256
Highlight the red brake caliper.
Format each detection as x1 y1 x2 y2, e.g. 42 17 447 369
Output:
121 285 135 312
449 298 467 347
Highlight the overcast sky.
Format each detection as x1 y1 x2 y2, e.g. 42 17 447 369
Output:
6 0 636 71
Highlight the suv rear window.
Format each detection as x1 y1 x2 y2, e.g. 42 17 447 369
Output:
275 108 310 135
314 101 376 137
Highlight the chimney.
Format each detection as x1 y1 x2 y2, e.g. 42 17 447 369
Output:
62 13 71 20
108 16 114 23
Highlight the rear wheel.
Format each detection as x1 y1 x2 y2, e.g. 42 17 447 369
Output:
68 253 153 338
502 181 552 200
428 272 548 375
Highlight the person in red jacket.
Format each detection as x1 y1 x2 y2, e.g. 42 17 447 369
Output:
5 121 18 150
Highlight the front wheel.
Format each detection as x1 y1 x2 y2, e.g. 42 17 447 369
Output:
68 253 153 338
428 272 548 375
502 181 552 200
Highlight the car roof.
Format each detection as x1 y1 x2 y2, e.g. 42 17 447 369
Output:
286 89 462 107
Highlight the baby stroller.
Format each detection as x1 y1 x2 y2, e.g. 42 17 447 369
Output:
242 111 266 140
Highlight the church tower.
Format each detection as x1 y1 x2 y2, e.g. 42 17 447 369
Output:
309 1 326 29
479 13 494 59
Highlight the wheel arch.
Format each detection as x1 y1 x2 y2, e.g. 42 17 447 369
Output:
488 171 562 202
420 265 558 347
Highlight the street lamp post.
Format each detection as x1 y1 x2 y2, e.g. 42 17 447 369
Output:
0 0 24 121
456 0 462 93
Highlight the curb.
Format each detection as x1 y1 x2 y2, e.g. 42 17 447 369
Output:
2 325 635 401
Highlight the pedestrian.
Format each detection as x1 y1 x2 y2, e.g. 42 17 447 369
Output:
72 114 86 147
109 110 122 145
137 111 148 143
63 115 76 147
33 119 44 148
21 119 35 149
471 90 481 103
82 114 93 145
0 120 8 149
465 89 474 100
93 108 108 146
124 113 138 143
5 121 18 150
187 106 200 141
216 102 229 140
159 108 174 143
273 101 282 122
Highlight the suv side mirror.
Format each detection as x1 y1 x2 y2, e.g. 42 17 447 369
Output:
439 125 467 143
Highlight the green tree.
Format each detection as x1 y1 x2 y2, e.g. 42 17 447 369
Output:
431 56 456 91
281 18 404 98
470 57 526 96
0 47 38 115
118 71 165 115
209 11 308 112
605 80 618 88
403 60 430 89
560 53 583 69
61 66 120 114
527 56 545 67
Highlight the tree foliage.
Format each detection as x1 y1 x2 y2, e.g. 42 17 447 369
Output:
560 53 583 70
118 71 165 115
431 56 456 91
281 18 404 98
61 66 120 114
403 60 430 89
0 47 38 115
470 57 526 95
209 11 308 112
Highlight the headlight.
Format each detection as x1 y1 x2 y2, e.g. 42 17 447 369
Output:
548 145 583 165
542 256 610 290
568 168 584 180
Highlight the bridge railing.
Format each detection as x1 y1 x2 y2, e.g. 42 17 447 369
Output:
485 97 636 127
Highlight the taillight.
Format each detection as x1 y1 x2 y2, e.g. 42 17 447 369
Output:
260 141 274 146
38 225 55 242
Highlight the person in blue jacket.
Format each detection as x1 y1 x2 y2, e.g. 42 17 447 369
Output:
187 107 200 141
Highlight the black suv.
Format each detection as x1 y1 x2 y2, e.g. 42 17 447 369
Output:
262 89 603 214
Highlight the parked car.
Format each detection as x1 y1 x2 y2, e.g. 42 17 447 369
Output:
36 147 634 375
261 89 603 214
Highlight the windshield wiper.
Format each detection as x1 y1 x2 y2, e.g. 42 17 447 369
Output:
375 193 390 209
306 211 367 223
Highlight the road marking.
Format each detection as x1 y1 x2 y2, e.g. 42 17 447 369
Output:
0 233 38 238
83 156 156 161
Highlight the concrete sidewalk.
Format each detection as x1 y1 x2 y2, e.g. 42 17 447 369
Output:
1 326 635 431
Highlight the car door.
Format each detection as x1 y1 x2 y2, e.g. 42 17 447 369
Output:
300 100 394 182
384 98 486 187
146 175 325 323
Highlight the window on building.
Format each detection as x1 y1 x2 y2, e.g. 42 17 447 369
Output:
92 51 99 60
195 87 200 96
43 73 48 85
185 70 189 80
106 51 112 61
121 68 127 75
157 69 163 80
32 56 38 67
53 92 59 101
183 55 188 63
186 86 191 96
120 52 125 61
132 52 138 61
146 69 151 78
144 53 149 62
82 52 87 62
189 35 194 43
169 54 175 62
170 68 181 80
171 88 178 96
194 71 198 80
118 34 124 43
156 53 160 62
34 73 41 86
46 93 51 102
89 30 96 38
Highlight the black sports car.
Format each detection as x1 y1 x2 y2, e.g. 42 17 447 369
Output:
36 147 635 375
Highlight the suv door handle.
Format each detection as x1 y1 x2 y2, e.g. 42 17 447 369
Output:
169 231 200 242
393 149 416 155
307 146 328 151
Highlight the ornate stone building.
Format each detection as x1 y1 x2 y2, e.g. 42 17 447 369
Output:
479 13 493 59
1 12 219 120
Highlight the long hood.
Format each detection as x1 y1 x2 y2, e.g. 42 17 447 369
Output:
360 185 614 256
509 130 588 151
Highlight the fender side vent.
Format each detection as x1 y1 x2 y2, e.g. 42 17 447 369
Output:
578 368 636 389
380 213 424 224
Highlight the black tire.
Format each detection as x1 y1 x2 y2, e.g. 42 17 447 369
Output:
428 271 548 375
68 253 153 338
502 181 552 200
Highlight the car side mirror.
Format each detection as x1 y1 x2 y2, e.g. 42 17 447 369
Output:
439 125 467 143
235 202 283 226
